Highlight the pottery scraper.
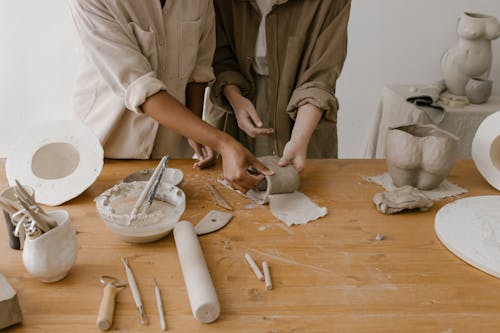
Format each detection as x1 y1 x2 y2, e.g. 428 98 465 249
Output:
194 210 233 236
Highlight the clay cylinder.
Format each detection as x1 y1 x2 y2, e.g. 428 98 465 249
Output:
173 221 220 323
256 155 300 195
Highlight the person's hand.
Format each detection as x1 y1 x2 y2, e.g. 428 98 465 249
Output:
230 95 274 138
219 141 274 192
278 140 307 172
188 139 217 169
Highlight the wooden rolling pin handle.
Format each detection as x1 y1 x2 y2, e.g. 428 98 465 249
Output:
96 284 118 331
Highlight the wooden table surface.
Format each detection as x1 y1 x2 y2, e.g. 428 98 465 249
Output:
1 159 499 332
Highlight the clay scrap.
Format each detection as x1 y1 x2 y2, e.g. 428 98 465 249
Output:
0 273 23 329
373 185 434 214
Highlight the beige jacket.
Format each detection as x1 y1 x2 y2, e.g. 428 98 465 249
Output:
209 0 350 158
69 0 215 159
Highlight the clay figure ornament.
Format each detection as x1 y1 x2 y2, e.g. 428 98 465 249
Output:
385 124 459 190
441 12 500 96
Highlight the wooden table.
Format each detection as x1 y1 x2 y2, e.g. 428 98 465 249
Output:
1 159 499 332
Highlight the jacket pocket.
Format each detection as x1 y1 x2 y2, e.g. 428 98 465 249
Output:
128 22 159 70
179 18 202 79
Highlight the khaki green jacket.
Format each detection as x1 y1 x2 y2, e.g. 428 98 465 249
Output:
209 0 351 158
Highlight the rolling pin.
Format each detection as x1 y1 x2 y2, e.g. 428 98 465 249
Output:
173 221 220 323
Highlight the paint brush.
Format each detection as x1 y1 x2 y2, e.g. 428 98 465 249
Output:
153 277 167 331
128 155 168 224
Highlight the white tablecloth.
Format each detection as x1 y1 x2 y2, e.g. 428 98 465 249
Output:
364 85 500 159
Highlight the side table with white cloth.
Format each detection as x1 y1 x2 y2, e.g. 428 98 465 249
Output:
364 85 500 158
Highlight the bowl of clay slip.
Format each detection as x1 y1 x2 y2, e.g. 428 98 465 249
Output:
95 181 185 243
385 124 459 190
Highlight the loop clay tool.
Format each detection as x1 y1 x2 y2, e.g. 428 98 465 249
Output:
121 257 149 325
173 221 220 323
97 275 126 331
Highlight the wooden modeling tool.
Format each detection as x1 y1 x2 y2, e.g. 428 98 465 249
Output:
96 275 126 331
206 184 233 211
194 210 233 236
121 257 148 325
244 253 264 281
153 278 167 331
129 155 168 224
146 157 168 207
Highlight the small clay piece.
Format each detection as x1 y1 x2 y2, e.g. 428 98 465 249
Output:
375 234 385 241
269 192 328 226
244 253 264 281
0 273 23 329
373 185 434 214
262 261 272 290
385 124 459 190
194 210 233 236
122 167 184 188
22 210 78 283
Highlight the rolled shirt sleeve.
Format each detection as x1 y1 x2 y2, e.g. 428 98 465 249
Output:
69 0 167 113
286 0 351 121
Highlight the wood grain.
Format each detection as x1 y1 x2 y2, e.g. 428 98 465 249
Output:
1 159 499 332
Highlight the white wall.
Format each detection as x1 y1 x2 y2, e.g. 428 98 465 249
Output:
0 1 79 158
0 1 499 158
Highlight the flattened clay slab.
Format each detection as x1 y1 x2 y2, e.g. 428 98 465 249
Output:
373 185 434 214
269 191 327 226
435 196 500 278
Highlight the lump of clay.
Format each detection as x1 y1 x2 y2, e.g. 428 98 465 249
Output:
373 185 434 214
385 124 459 190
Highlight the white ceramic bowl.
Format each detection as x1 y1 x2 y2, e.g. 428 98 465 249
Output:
95 181 185 243
122 168 184 187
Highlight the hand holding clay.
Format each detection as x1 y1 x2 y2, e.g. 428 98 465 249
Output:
187 139 217 169
278 141 307 172
228 92 274 138
219 141 273 193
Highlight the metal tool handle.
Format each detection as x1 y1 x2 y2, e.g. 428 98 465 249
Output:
96 284 118 331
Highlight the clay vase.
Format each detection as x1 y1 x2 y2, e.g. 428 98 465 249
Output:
465 78 493 104
441 12 500 96
22 210 78 283
385 124 459 190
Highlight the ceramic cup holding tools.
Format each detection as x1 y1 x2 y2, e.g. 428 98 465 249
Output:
22 210 78 283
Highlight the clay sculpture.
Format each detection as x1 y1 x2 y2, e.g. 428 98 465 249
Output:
0 273 23 329
441 12 500 96
385 124 459 190
465 78 493 104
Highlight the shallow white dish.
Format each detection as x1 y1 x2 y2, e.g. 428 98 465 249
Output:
435 195 500 278
122 167 184 187
95 181 185 243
